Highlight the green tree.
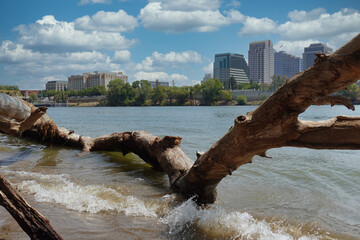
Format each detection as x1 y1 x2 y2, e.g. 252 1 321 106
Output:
88 85 106 96
339 83 360 101
229 76 237 90
0 85 19 91
222 90 233 103
270 75 287 91
29 93 38 103
107 79 135 106
152 85 168 105
201 78 223 105
133 80 152 105
237 83 251 90
176 86 190 105
236 95 247 105
68 89 79 97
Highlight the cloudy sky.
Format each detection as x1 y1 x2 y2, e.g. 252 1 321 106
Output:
0 0 359 89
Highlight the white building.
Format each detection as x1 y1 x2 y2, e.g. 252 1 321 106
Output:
248 40 274 84
45 80 68 91
68 71 128 91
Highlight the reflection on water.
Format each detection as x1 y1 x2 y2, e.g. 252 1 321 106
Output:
1 106 360 239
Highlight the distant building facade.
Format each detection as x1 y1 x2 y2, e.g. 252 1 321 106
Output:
45 80 68 91
150 80 169 88
274 51 302 79
248 40 274 84
302 43 333 70
203 73 212 82
68 71 128 91
213 53 250 86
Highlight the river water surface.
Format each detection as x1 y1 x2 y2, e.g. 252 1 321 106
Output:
0 105 360 239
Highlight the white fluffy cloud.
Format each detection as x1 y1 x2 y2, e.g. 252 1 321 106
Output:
135 50 203 71
14 15 136 52
238 16 277 36
113 50 131 63
138 1 243 33
152 51 202 65
287 8 326 22
156 0 220 11
75 10 138 32
133 71 197 85
237 8 360 55
202 62 213 73
273 39 319 57
134 71 187 82
278 8 360 40
78 0 111 5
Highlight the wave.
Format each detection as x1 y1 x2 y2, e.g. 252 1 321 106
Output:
8 170 161 217
161 198 335 240
3 169 337 239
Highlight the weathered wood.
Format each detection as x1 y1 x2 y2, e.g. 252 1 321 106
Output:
0 93 31 121
0 175 63 240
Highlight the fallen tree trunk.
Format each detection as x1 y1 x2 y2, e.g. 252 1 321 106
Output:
0 175 63 240
0 34 360 238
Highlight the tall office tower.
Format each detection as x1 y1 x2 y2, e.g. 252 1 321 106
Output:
274 51 302 79
248 40 274 84
213 53 250 87
302 43 332 70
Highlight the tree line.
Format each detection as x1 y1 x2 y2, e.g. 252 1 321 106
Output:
38 79 252 106
3 76 359 106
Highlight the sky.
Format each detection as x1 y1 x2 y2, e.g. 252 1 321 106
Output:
0 0 360 90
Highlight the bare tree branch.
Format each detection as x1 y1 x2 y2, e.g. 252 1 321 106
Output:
0 175 63 240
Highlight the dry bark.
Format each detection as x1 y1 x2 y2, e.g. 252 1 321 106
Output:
0 175 63 240
0 34 360 238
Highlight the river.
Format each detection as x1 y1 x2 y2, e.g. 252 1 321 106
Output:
0 105 359 239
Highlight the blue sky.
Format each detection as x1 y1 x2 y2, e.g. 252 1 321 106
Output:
0 0 359 90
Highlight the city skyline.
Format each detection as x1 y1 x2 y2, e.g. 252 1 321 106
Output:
1 0 359 89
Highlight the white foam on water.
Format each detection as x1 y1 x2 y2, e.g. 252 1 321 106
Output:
10 171 160 217
161 198 328 240
2 170 337 239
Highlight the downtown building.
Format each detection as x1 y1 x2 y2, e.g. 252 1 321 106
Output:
248 40 274 84
302 43 333 70
274 51 302 79
68 71 128 91
213 53 250 86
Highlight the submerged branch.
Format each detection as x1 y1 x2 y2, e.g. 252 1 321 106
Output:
0 175 63 240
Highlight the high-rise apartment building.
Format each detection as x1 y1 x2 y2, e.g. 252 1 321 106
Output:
274 51 302 79
248 40 274 84
213 53 250 86
302 43 333 70
68 71 128 91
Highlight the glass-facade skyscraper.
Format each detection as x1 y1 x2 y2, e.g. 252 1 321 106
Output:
302 43 333 70
248 40 274 84
213 53 250 86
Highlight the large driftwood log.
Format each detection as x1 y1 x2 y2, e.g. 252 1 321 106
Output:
0 175 63 240
0 34 360 238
